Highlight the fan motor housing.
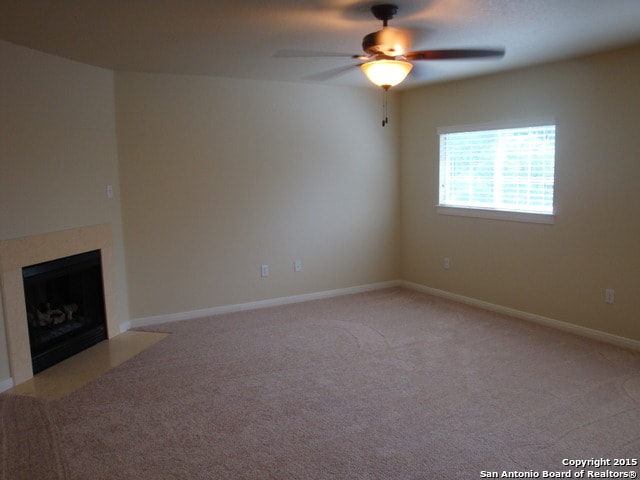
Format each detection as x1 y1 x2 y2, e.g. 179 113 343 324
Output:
362 27 410 56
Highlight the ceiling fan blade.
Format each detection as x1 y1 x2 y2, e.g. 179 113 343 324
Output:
304 64 362 82
274 49 362 59
405 48 505 61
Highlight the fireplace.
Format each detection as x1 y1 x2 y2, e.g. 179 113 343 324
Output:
0 224 120 385
23 250 108 374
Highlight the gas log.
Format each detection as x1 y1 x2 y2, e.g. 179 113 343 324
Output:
32 302 79 327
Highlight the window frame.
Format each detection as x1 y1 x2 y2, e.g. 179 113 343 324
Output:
437 119 556 224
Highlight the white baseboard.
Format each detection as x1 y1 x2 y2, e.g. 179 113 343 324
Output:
124 279 640 351
130 280 402 329
0 376 14 393
401 281 640 351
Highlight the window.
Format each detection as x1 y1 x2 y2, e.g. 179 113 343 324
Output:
438 121 556 223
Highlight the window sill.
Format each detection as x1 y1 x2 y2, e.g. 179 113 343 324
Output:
436 205 555 224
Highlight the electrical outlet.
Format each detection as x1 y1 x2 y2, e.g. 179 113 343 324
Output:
106 184 114 199
443 257 451 270
261 264 269 278
294 260 302 272
605 288 615 304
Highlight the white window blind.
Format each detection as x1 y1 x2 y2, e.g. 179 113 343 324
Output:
439 123 556 215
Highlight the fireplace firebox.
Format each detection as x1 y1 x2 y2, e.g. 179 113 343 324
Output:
22 249 108 374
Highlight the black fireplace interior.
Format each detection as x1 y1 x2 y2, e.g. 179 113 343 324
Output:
22 249 108 374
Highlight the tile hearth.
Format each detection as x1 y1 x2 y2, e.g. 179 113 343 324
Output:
8 330 168 399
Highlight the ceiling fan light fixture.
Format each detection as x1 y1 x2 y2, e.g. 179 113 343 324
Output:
361 59 413 89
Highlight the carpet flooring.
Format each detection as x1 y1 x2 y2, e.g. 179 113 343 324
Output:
2 287 639 479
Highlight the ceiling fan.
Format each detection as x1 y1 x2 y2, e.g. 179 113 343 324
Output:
277 3 505 91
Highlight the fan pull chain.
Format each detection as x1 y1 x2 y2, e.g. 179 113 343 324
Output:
382 86 389 127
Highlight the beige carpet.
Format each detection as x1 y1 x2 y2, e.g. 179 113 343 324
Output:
2 288 639 479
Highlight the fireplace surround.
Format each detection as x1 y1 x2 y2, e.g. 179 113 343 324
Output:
0 224 119 384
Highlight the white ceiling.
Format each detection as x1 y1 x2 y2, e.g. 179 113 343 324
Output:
2 0 640 90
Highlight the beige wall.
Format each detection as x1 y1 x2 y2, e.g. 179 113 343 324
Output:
399 44 640 341
115 73 400 319
0 41 129 381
